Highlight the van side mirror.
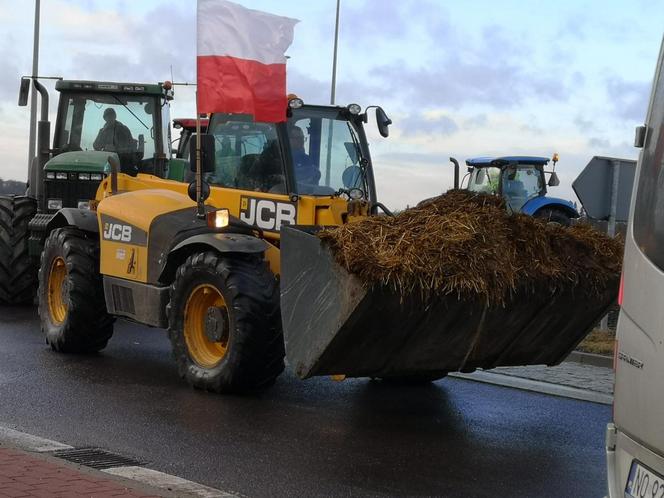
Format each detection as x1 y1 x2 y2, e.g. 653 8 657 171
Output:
375 107 392 138
18 78 30 107
189 133 216 173
548 171 560 187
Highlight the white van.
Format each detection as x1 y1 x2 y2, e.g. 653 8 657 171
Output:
606 37 664 498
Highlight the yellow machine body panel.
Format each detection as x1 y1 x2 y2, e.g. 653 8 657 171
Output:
97 188 196 283
95 173 352 276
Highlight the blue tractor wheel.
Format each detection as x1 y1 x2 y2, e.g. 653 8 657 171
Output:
534 208 572 227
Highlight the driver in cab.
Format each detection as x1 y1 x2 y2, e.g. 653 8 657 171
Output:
93 108 134 154
289 125 320 185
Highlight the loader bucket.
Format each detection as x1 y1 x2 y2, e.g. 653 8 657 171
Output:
280 226 618 380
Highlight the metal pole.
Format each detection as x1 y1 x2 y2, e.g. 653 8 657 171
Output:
330 0 340 105
28 0 40 172
607 159 621 238
600 159 621 331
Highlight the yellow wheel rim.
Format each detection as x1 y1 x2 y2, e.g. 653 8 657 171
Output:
183 284 229 368
47 256 68 325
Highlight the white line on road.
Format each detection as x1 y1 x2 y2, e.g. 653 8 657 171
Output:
449 371 614 405
0 426 74 452
104 466 242 498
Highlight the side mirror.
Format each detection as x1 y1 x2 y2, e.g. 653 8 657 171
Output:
189 133 216 173
187 180 211 203
18 78 30 107
548 171 560 187
375 107 392 138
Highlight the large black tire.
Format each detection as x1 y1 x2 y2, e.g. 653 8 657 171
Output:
168 251 284 393
38 227 114 353
534 208 572 227
0 195 37 305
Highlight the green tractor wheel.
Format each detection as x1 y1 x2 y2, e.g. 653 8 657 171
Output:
0 195 37 305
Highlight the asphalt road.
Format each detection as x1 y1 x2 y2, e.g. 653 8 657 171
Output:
0 305 610 497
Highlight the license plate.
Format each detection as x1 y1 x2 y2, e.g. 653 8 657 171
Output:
626 460 664 498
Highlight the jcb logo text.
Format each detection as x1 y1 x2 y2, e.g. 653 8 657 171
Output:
103 223 132 242
240 197 296 232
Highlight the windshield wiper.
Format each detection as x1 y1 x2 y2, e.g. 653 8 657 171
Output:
111 94 150 131
346 122 369 193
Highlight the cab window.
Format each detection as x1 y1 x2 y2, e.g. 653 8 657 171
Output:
207 115 286 194
633 101 664 270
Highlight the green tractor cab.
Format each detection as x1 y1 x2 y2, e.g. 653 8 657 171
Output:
0 77 180 304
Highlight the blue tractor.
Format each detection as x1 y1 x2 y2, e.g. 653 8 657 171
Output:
450 154 579 226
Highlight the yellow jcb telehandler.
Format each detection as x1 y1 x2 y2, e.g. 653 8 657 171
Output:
35 95 617 393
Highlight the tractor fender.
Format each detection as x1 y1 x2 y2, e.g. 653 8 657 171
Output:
522 197 578 218
46 208 99 234
158 233 268 284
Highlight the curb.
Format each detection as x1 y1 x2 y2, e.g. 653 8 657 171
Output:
449 371 613 405
566 351 613 368
0 425 240 498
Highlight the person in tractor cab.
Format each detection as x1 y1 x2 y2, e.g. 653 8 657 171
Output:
93 108 138 173
93 108 134 153
289 125 320 185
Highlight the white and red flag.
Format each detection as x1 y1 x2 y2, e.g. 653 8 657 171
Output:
197 0 299 122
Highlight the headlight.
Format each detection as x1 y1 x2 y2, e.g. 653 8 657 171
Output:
90 173 103 181
207 209 229 229
55 172 68 180
46 172 55 180
47 199 63 210
347 103 362 115
78 173 90 180
288 97 304 109
77 201 90 210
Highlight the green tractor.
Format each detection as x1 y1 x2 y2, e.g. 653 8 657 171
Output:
0 77 185 305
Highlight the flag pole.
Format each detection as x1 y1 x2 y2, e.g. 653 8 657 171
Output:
28 0 41 172
330 0 340 105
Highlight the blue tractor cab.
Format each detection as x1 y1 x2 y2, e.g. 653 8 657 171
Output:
452 155 578 226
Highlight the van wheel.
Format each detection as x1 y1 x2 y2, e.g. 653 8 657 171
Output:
38 227 114 352
167 252 284 393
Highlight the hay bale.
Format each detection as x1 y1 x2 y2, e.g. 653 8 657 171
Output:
317 190 623 305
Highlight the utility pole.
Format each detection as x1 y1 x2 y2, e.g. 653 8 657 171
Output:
28 0 41 172
330 0 340 105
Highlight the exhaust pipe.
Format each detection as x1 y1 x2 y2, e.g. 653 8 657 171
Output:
32 79 50 212
450 157 459 189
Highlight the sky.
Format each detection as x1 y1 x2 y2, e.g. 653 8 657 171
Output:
0 0 661 209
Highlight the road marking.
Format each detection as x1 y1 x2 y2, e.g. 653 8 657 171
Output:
449 371 613 405
104 466 242 498
0 426 74 452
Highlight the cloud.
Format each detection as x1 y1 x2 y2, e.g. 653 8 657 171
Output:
573 114 595 132
589 137 610 148
605 76 650 122
371 25 573 110
0 36 21 102
398 112 458 137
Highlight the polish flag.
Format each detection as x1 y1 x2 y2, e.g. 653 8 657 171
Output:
197 0 299 122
